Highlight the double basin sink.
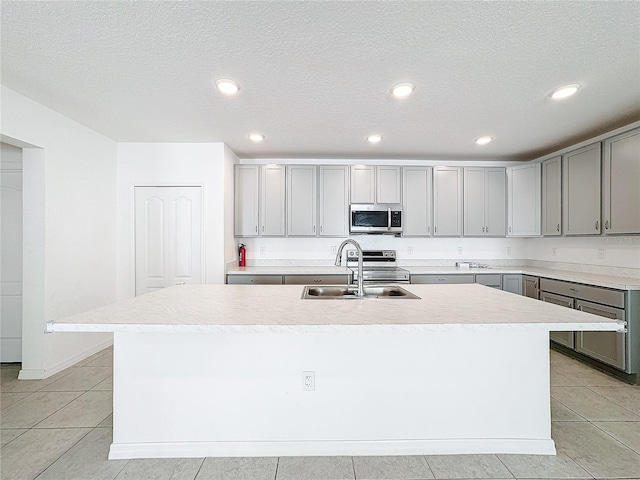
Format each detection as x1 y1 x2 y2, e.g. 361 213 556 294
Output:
302 285 421 300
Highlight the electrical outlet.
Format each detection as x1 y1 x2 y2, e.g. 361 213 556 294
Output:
457 246 463 255
552 247 557 257
302 371 315 391
506 246 512 255
260 247 266 255
598 248 606 259
407 246 413 255
331 246 337 255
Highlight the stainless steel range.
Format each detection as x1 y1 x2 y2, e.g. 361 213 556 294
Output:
346 249 410 284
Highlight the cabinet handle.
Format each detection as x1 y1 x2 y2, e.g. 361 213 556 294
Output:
427 226 431 234
485 226 488 233
569 287 579 292
255 225 258 233
605 220 609 230
313 225 316 233
595 220 599 231
262 225 264 232
434 226 437 233
577 304 582 311
557 224 560 232
438 278 445 282
313 279 322 283
320 225 323 234
534 281 538 289
509 226 512 233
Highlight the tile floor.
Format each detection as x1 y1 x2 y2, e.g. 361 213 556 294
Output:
1 347 639 480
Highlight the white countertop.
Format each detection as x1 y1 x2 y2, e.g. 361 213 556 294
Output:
47 284 624 334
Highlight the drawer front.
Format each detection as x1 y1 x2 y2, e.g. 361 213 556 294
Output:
284 275 350 285
574 299 626 371
550 331 575 349
475 274 502 288
411 274 475 284
540 278 625 308
540 291 574 309
227 275 283 285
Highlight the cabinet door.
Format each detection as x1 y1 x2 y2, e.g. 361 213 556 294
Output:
350 165 375 203
522 275 539 299
463 167 485 236
542 156 562 236
319 166 349 236
260 165 285 236
540 292 575 349
575 300 626 370
234 165 259 236
502 274 522 295
603 128 640 234
507 163 541 236
402 166 432 236
563 143 601 235
376 166 402 204
287 166 317 236
411 274 474 284
475 274 502 288
485 168 506 236
227 275 283 285
433 167 463 236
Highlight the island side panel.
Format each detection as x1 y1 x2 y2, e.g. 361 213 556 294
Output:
110 328 555 458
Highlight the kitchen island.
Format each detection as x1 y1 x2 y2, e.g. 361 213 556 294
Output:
46 284 625 459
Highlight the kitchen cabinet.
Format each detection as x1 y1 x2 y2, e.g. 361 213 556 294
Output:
402 166 432 236
502 274 522 295
227 275 283 285
562 143 601 235
522 275 539 299
542 156 562 236
234 165 260 237
287 165 317 236
541 291 575 348
603 128 640 234
475 274 502 289
507 163 541 237
350 165 401 204
319 166 349 236
411 274 474 284
433 166 463 236
260 164 286 236
575 299 625 370
463 167 506 236
283 274 350 285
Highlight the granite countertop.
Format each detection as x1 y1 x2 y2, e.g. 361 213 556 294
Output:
47 284 624 334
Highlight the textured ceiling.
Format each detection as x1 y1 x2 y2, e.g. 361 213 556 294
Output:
1 0 639 160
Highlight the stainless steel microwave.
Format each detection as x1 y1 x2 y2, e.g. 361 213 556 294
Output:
350 204 403 234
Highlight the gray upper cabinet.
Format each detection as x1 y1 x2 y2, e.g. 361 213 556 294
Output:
542 156 562 236
319 166 350 236
287 165 317 236
350 165 375 203
260 164 286 236
234 165 259 237
563 143 602 235
603 128 640 234
433 166 463 236
376 166 402 204
402 166 432 236
463 167 505 237
507 163 541 237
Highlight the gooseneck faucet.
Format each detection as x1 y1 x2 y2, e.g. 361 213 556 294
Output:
334 238 364 297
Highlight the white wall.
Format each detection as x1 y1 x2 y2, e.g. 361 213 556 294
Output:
1 86 117 378
117 143 237 299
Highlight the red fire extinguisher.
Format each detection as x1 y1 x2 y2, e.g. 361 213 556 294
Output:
238 243 246 267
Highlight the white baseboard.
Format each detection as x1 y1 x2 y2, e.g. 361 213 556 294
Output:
109 438 557 459
18 337 113 380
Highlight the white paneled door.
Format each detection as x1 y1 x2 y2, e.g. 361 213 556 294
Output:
134 187 203 296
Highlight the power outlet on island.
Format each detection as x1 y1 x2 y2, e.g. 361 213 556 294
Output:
302 371 315 391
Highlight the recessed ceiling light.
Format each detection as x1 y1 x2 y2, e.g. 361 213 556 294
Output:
367 134 383 144
216 78 240 95
249 133 265 142
549 84 580 100
390 83 415 98
474 136 493 145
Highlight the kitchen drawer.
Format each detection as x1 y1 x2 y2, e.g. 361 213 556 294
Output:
283 275 350 285
475 274 502 289
227 275 283 285
541 291 576 349
540 278 625 308
575 299 626 370
411 274 475 284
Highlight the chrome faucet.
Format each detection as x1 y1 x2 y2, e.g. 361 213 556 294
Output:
334 238 364 297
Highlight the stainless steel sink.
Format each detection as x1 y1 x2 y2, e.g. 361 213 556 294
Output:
301 285 421 299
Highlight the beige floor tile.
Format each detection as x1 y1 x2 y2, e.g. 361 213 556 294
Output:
0 390 81 428
589 386 640 416
353 455 434 479
551 386 640 421
552 422 640 478
1 391 30 409
196 457 277 480
497 452 591 478
73 348 112 367
99 413 113 427
85 352 114 367
0 427 91 480
425 454 513 479
594 421 640 454
117 457 204 480
92 375 114 391
39 366 111 391
35 390 113 428
0 367 77 393
551 399 585 422
37 427 128 480
276 456 355 480
0 428 27 447
556 363 626 387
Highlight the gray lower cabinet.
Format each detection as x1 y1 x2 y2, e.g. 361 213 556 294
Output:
283 275 349 285
522 275 539 299
575 299 625 370
541 291 576 349
502 274 522 295
227 275 283 285
411 274 474 284
475 274 502 289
